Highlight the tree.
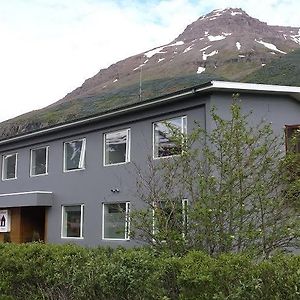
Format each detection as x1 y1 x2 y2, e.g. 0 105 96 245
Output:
131 98 300 257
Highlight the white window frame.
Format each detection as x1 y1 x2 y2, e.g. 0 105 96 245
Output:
103 128 131 166
61 204 84 239
102 202 130 241
152 199 189 240
2 153 18 181
152 115 187 159
63 138 86 172
30 146 49 177
182 199 189 238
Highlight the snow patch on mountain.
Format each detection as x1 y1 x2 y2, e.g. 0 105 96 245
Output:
236 42 241 50
144 41 184 59
203 50 218 60
231 11 242 16
200 45 212 52
168 41 185 47
183 45 193 53
133 59 149 71
290 29 300 45
197 66 205 74
144 47 166 58
208 32 231 42
208 35 226 41
255 40 286 54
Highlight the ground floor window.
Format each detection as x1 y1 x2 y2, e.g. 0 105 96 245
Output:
102 202 130 240
61 205 84 238
153 199 189 238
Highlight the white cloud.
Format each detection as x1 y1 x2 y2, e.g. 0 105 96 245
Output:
0 0 299 122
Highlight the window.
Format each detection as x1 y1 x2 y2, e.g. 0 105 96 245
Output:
2 153 17 180
285 125 300 153
63 138 86 172
102 202 130 240
61 205 84 238
153 116 187 158
104 129 130 166
153 199 189 239
30 146 49 176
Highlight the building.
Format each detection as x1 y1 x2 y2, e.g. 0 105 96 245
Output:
0 81 299 246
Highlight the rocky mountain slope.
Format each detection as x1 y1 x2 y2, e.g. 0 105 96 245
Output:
1 7 300 140
60 7 300 105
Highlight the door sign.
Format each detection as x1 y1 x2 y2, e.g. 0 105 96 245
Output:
0 210 11 232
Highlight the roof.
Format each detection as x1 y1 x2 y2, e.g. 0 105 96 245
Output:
1 80 300 146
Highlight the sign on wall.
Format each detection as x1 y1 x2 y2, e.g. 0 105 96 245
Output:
0 210 11 233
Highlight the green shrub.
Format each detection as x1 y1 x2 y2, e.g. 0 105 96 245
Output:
0 243 299 300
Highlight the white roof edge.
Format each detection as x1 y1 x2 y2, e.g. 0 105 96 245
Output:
210 80 300 93
0 191 53 197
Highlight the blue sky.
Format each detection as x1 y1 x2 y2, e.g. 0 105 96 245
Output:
0 0 300 121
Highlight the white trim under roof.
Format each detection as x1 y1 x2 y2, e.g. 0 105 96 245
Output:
0 81 300 146
0 191 52 197
210 81 300 95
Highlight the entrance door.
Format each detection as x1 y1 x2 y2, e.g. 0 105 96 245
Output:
21 207 46 242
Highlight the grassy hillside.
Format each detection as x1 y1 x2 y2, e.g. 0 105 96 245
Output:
243 49 300 86
0 73 223 140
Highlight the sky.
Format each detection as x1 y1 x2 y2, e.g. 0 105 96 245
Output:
0 0 300 122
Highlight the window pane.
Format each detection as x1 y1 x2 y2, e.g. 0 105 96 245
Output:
286 127 300 153
31 148 47 175
62 206 82 238
3 154 17 179
105 130 129 165
182 199 189 237
154 117 186 158
153 200 188 237
103 203 127 239
64 139 85 171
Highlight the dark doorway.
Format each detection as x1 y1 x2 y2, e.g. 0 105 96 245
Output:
21 207 46 242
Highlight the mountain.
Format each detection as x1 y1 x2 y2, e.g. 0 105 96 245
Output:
244 48 300 86
1 7 300 140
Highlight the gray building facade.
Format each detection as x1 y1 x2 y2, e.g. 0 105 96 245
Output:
0 81 299 246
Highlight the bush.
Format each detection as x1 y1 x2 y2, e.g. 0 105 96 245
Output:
0 243 299 300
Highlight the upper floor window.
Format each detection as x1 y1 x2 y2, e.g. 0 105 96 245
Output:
30 146 49 177
63 138 86 172
102 202 130 240
104 129 130 166
285 125 300 153
153 116 187 158
2 153 17 180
